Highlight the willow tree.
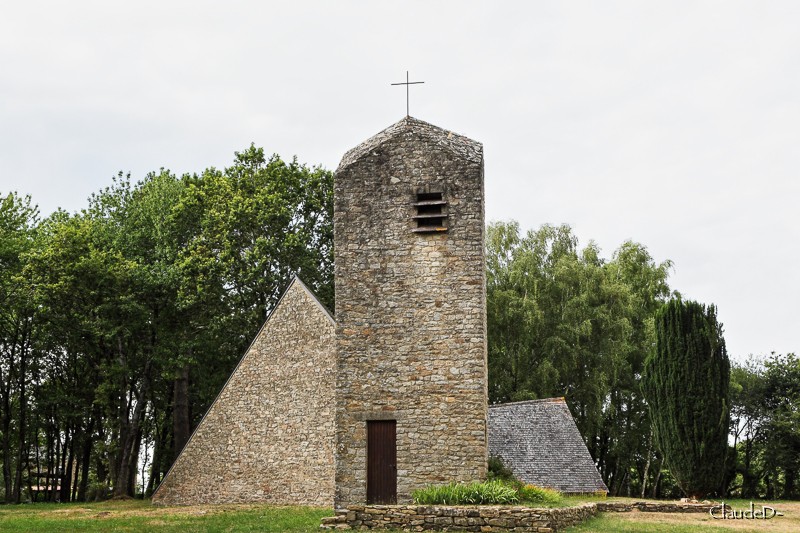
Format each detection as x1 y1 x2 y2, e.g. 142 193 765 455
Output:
486 220 673 495
643 299 730 498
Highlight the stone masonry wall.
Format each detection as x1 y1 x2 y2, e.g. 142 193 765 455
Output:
152 278 336 506
319 501 713 531
334 117 488 507
320 504 598 532
596 501 714 513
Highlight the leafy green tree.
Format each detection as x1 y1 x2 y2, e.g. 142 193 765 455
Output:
643 299 730 498
761 353 800 499
0 192 39 502
15 146 335 500
26 206 140 499
728 357 767 498
486 221 672 496
166 148 333 454
601 241 672 497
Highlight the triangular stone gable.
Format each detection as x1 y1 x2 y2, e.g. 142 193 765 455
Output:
488 398 608 494
152 276 336 506
336 116 483 174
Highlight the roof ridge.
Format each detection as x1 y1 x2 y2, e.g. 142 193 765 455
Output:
489 397 566 408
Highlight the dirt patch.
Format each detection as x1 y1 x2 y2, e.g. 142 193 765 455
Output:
49 508 95 516
3 502 269 522
608 502 800 531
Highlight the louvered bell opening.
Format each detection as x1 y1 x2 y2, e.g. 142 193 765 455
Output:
412 191 447 233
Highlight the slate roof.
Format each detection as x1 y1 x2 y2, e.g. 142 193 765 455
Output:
488 398 609 494
336 115 483 173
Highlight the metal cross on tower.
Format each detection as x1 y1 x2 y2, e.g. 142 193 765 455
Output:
391 71 424 117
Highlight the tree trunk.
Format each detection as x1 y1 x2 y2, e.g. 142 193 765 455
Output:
641 428 653 498
71 453 80 502
60 428 74 502
112 356 152 498
77 414 95 502
612 462 625 496
127 422 143 496
12 323 29 504
94 414 108 501
650 457 663 499
172 363 191 460
765 473 774 500
31 403 42 503
783 468 795 500
50 432 60 502
742 437 755 498
1 394 12 503
145 439 161 496
146 418 170 496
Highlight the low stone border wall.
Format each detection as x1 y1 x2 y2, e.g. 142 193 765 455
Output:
320 503 597 532
596 501 713 513
319 501 716 531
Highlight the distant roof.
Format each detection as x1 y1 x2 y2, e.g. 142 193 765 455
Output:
489 398 609 494
336 116 482 173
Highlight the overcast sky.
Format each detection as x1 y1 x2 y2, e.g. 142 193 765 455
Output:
2 1 798 360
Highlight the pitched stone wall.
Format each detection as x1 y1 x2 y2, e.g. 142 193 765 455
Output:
152 278 336 506
334 117 488 507
488 399 608 494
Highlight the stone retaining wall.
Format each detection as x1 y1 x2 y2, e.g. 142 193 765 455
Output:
319 501 716 531
320 504 597 532
596 501 713 513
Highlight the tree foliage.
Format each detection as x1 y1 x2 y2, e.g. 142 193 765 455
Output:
1 170 796 504
760 353 800 499
726 353 800 499
486 220 674 496
0 193 39 502
643 299 730 498
0 148 333 501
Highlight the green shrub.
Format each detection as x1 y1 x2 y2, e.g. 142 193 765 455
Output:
517 484 563 505
87 481 112 502
414 456 563 506
412 480 520 505
487 455 516 482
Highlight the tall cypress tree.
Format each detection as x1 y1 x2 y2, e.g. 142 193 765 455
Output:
643 299 730 498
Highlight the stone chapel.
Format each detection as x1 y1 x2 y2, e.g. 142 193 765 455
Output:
152 116 489 507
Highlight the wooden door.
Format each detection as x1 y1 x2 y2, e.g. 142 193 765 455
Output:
367 420 397 504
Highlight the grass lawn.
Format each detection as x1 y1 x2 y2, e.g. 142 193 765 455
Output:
0 498 797 532
0 499 333 532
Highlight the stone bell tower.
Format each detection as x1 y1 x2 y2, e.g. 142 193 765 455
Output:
333 116 488 507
